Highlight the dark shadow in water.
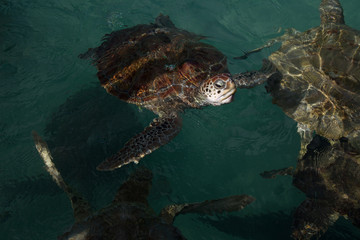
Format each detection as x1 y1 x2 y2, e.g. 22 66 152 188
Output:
0 210 12 224
0 175 61 210
200 212 293 240
1 86 147 221
200 211 360 240
0 174 64 224
43 86 145 200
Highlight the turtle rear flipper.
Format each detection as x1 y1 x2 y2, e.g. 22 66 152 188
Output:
97 116 182 171
159 195 255 224
292 199 339 240
32 131 92 222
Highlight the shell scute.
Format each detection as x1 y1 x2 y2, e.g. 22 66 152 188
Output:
267 19 360 139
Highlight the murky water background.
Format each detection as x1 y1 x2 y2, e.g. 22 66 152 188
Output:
1 0 360 239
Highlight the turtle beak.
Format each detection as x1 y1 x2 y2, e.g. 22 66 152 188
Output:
218 82 236 104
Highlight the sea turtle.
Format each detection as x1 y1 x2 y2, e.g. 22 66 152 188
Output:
80 14 265 171
261 135 360 240
236 0 360 238
32 131 255 239
236 0 360 155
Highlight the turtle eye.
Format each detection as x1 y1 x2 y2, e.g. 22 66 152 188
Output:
214 79 225 89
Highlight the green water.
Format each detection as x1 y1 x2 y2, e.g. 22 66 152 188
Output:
1 0 360 239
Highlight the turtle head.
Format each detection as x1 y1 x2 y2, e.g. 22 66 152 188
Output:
199 73 236 106
320 0 345 24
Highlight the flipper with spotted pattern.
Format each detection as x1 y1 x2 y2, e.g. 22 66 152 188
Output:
97 115 182 171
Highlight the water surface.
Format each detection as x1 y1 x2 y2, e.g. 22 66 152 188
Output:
1 0 360 239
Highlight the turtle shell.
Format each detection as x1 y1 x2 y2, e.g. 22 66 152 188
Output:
80 16 228 106
266 5 360 140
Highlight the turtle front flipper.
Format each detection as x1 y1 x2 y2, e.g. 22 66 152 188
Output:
159 195 255 224
233 59 278 88
97 115 182 171
292 199 339 240
233 71 269 88
32 131 92 222
234 28 300 60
